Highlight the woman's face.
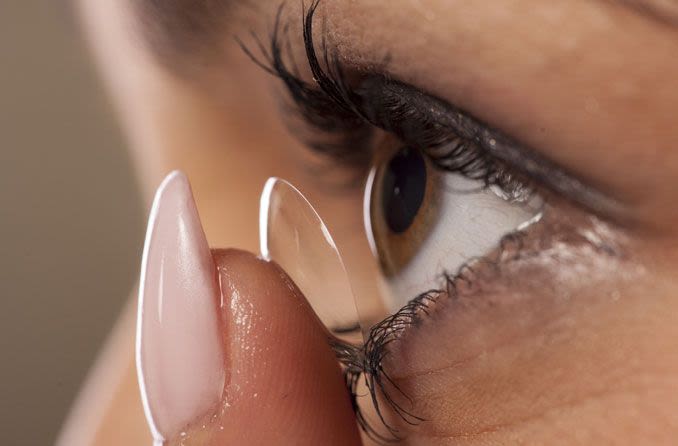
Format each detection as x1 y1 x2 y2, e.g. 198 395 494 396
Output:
80 0 678 444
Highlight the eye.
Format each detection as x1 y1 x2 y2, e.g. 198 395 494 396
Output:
366 146 544 311
243 6 581 318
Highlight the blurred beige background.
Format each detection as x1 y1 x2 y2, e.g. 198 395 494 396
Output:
0 2 143 445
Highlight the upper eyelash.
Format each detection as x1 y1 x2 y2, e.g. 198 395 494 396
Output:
239 1 533 203
356 77 536 203
237 2 373 167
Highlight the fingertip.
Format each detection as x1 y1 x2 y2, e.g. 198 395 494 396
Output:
171 249 361 445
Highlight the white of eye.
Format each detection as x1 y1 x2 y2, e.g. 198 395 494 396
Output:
379 174 542 311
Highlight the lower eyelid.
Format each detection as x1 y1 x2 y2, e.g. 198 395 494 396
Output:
390 211 624 354
349 201 631 429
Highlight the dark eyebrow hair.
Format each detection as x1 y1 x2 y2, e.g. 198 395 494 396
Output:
133 0 678 67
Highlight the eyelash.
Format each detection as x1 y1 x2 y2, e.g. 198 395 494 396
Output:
333 231 530 441
239 2 535 201
240 0 538 440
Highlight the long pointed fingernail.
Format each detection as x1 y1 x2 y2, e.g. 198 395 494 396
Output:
136 171 225 444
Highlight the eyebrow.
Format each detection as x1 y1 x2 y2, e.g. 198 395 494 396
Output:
134 0 678 65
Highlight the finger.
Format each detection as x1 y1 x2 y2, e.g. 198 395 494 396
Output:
201 248 362 446
136 171 362 446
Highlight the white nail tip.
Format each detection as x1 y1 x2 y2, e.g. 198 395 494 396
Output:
137 171 225 442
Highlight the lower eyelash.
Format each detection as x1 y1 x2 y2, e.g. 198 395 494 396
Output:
335 208 625 441
330 230 529 442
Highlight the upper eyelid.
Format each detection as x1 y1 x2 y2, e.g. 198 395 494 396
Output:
272 48 623 220
290 39 624 221
239 1 624 221
362 78 625 220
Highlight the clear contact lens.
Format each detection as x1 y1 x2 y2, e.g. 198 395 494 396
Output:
259 178 365 344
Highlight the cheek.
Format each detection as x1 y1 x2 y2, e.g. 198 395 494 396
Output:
375 236 666 442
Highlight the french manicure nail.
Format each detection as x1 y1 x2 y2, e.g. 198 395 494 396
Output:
136 171 225 444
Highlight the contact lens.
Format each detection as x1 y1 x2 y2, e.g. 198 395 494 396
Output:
259 178 365 344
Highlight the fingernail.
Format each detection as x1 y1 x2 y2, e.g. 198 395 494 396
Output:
136 171 225 444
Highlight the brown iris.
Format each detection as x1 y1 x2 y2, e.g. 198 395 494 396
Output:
369 147 442 276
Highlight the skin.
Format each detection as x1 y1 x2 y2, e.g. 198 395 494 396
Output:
61 0 678 444
179 249 362 445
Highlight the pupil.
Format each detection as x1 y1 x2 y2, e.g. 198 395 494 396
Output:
381 147 427 233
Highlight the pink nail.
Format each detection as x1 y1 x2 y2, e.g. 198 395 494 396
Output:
136 171 225 444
